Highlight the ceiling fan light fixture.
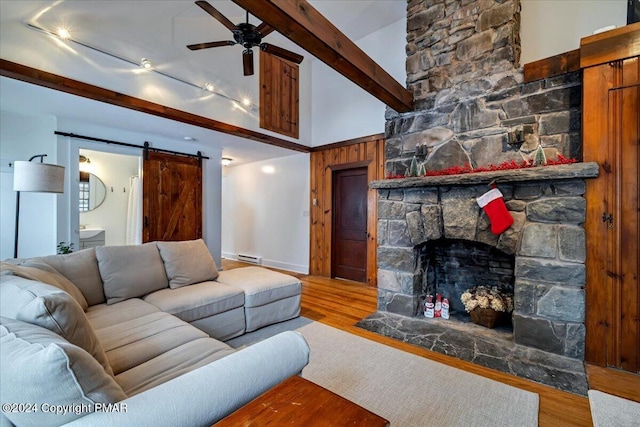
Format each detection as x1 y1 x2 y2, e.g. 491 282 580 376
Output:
140 58 152 70
242 49 254 76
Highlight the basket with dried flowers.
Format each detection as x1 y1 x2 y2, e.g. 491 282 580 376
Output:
460 286 514 328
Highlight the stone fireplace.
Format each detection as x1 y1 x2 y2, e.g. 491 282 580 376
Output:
362 165 598 394
372 165 596 359
356 0 604 393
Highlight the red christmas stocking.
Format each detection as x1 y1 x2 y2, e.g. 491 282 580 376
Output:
477 188 513 235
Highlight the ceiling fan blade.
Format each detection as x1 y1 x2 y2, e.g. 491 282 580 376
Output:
243 49 254 76
260 43 304 64
255 22 275 37
187 40 236 50
195 1 237 32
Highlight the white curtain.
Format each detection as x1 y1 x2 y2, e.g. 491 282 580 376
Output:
125 176 142 245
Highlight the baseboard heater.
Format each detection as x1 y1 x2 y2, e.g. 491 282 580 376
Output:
237 254 262 265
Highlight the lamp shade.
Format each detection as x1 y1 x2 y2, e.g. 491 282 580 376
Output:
13 161 65 193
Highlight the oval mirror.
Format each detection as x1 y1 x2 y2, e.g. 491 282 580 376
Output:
79 172 107 212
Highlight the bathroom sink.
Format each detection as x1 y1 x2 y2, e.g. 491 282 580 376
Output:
79 229 104 239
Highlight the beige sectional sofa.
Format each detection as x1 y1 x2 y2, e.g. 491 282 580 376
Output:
0 239 309 427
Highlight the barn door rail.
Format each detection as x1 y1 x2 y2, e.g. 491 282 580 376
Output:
55 131 210 160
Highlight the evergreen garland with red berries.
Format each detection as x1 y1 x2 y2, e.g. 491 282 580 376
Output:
386 155 577 180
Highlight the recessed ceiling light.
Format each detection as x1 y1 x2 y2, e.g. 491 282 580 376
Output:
183 136 196 141
204 82 215 92
242 98 251 106
57 27 71 40
221 157 233 166
140 58 152 70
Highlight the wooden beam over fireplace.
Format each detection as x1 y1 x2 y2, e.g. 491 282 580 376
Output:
232 0 414 113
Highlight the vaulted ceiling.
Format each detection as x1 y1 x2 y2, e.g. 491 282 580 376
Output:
0 0 407 165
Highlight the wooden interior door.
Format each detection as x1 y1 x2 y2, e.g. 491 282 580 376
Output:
584 57 640 373
332 167 368 282
143 151 202 243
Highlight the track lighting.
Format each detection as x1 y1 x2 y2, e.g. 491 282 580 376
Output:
56 27 71 40
140 58 152 70
25 22 259 112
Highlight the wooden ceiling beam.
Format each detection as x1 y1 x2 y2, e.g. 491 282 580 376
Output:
233 0 414 113
0 59 311 153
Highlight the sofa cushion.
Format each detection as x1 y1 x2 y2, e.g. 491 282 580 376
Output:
0 275 113 377
1 261 88 310
94 312 209 375
96 243 169 305
86 299 160 330
143 281 244 323
0 317 127 427
31 248 105 306
115 337 235 396
215 267 302 307
156 239 219 289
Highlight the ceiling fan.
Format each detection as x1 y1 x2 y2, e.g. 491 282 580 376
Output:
187 0 304 76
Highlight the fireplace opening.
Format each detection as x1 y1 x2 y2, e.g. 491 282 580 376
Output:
416 239 515 324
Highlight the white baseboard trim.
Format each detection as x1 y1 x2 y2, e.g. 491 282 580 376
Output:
221 252 308 274
221 252 237 261
262 259 309 275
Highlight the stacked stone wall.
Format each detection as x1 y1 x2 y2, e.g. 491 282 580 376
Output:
385 0 581 177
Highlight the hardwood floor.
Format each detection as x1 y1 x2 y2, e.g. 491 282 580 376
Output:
222 259 640 426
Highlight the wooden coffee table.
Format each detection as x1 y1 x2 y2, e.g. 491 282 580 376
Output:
213 375 389 426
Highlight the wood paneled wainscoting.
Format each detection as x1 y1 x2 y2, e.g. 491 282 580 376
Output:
309 134 385 286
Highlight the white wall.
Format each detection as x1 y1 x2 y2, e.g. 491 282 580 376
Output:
78 149 139 246
521 0 628 64
0 111 59 259
311 17 407 146
221 153 310 273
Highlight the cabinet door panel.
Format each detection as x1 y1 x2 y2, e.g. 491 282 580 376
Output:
612 58 639 372
585 57 640 373
584 64 615 366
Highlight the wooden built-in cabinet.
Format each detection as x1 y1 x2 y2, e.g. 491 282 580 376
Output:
583 23 640 373
260 50 299 139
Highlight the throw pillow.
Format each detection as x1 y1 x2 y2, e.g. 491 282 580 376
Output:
0 317 127 427
0 275 113 377
156 239 219 289
1 261 89 311
96 243 169 305
33 248 106 306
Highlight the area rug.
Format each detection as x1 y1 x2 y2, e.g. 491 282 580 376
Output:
589 390 640 427
228 318 539 427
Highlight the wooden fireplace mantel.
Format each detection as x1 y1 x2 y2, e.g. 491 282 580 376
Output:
370 162 599 190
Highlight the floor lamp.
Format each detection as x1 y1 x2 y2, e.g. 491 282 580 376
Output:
13 154 65 258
